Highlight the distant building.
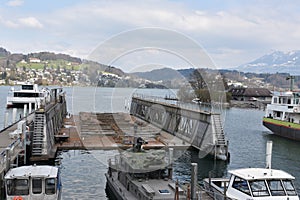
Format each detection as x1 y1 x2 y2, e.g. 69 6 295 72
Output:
229 88 272 101
29 58 41 63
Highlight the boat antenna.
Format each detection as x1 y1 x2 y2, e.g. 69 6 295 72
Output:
286 76 295 91
266 141 273 169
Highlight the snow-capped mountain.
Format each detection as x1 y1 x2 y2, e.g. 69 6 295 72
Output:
236 50 300 75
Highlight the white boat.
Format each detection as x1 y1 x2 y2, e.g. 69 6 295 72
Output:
263 90 300 140
4 165 62 200
6 84 50 108
203 141 299 200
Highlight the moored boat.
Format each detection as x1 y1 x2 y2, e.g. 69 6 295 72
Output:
6 83 50 108
263 90 300 140
203 141 299 200
105 137 188 200
4 165 62 200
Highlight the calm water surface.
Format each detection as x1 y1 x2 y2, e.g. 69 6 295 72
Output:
1 86 300 199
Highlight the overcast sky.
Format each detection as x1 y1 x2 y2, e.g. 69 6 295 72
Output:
1 0 300 72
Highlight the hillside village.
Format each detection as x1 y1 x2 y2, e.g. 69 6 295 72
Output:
0 47 299 94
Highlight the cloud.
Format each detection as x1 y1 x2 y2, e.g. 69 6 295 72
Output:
18 17 43 28
6 0 24 7
3 0 300 69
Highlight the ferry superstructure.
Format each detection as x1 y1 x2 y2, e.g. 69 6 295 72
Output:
6 84 50 108
263 91 300 140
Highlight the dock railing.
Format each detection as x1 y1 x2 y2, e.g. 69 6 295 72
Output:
132 93 213 113
0 138 23 173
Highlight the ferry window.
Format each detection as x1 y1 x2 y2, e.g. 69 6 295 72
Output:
32 178 43 194
267 180 285 196
45 178 56 195
288 98 291 104
22 85 34 90
282 180 297 196
249 180 269 197
232 176 251 195
273 98 277 104
296 99 300 105
6 179 29 195
282 98 287 104
14 92 39 97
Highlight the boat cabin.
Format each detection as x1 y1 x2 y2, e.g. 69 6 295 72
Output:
4 165 61 200
265 92 300 123
226 168 298 200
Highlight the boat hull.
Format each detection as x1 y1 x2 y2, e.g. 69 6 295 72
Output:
263 118 300 141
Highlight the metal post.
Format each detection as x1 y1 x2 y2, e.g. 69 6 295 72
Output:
29 102 32 114
4 112 8 128
5 148 10 171
223 180 227 200
12 108 17 123
23 104 27 117
168 148 173 179
266 141 273 169
191 163 198 200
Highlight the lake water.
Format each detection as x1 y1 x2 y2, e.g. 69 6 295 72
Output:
1 86 300 199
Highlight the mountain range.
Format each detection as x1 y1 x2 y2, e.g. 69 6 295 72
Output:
236 50 300 75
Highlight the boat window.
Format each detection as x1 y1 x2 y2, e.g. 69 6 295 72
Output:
32 178 43 194
282 98 287 104
273 97 277 104
249 180 269 197
282 180 297 196
276 112 281 118
287 98 291 104
13 92 39 97
296 98 300 105
267 180 285 196
6 179 29 196
45 178 56 195
232 176 251 195
22 85 34 90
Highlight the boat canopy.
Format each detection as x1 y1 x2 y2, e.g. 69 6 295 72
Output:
229 168 295 181
5 165 58 179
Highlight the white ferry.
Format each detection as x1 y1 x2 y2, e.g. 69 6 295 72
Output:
4 165 62 200
263 90 300 140
6 84 50 108
204 141 299 200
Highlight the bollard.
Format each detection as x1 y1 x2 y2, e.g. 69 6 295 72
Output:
191 163 198 200
4 112 8 128
12 108 17 123
29 102 32 113
23 104 27 117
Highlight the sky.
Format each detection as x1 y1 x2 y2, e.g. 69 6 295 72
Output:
1 0 300 72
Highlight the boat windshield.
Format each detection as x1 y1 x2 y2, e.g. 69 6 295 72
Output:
6 179 29 196
248 180 270 197
32 178 43 194
282 180 297 196
267 180 285 196
45 178 56 195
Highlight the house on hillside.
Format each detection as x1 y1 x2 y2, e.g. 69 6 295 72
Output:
229 88 272 101
29 58 41 63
